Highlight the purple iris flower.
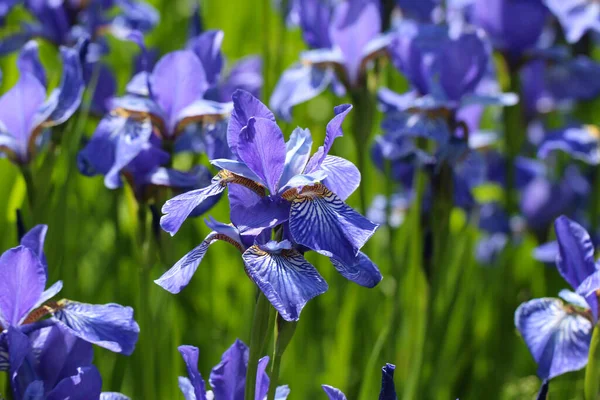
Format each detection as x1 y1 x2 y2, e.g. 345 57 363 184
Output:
475 203 513 264
396 0 439 21
521 55 600 118
270 0 390 120
322 363 397 400
544 0 600 43
471 0 548 62
0 41 84 165
537 124 600 165
0 0 158 55
3 323 130 400
177 340 290 400
161 90 379 267
0 225 140 356
515 216 600 380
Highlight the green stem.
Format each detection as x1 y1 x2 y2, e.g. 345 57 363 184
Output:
20 165 36 211
585 323 600 400
503 63 525 216
267 317 297 400
350 87 376 214
245 292 273 400
3 372 12 400
262 0 271 98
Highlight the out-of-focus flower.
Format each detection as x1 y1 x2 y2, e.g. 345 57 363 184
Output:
270 0 390 120
544 0 600 43
0 42 84 164
0 225 140 356
177 340 290 400
537 124 600 165
471 0 548 62
322 363 397 400
515 216 599 380
2 322 130 400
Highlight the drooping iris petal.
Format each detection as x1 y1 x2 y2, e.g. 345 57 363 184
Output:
305 104 353 172
20 224 48 273
538 125 600 165
161 175 226 235
280 127 313 187
0 73 46 162
53 301 140 355
150 50 208 135
554 215 598 290
237 117 286 193
178 346 207 400
228 89 276 157
209 339 248 400
379 364 397 400
155 232 222 294
322 385 347 400
269 64 335 121
289 185 378 265
187 30 224 87
242 244 329 321
330 251 382 288
39 46 85 127
318 155 360 201
515 297 592 379
17 41 46 88
0 246 46 326
329 0 381 85
46 366 102 400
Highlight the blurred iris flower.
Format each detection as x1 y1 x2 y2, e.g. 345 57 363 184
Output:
177 340 290 400
0 41 84 165
0 225 140 359
270 0 390 120
2 322 130 400
515 216 600 380
537 124 600 165
158 91 381 320
544 0 600 43
322 363 397 400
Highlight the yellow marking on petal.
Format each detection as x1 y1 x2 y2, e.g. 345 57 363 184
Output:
586 125 600 140
213 233 245 253
22 299 68 325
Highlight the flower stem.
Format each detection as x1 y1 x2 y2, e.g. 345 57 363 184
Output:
585 324 600 400
245 292 273 400
19 165 36 211
350 87 376 214
267 317 297 400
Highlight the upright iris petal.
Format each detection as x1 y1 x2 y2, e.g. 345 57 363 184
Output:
242 241 329 321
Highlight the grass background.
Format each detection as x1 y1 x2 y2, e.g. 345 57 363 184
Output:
0 1 587 399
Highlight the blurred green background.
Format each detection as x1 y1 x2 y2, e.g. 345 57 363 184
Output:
0 1 583 399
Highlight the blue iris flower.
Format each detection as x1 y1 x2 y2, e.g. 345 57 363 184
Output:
0 41 84 165
537 124 600 165
544 0 600 43
0 225 140 359
322 363 397 400
515 216 600 380
270 0 391 120
2 322 130 400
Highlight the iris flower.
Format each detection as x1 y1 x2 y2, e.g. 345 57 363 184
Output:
515 216 600 380
270 0 390 120
322 363 397 400
537 124 600 165
544 0 600 43
0 225 140 359
177 340 290 400
3 323 130 400
0 41 84 165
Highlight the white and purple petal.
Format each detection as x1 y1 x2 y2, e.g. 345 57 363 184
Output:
538 125 600 166
237 117 286 193
100 393 131 400
210 159 263 182
280 127 313 187
330 251 382 288
161 175 226 236
515 297 592 379
289 185 378 265
318 155 360 201
242 245 328 321
0 246 46 327
53 301 140 355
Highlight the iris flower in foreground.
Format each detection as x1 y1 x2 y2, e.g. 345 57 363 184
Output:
515 216 600 380
0 225 139 361
177 340 289 400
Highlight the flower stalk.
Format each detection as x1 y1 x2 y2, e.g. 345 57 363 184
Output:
585 323 600 400
245 291 274 400
267 317 297 400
